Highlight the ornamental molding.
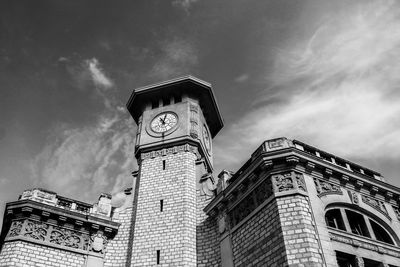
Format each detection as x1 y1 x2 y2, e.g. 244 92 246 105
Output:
189 103 199 139
140 144 199 160
348 190 359 205
329 231 400 258
272 172 307 193
361 195 390 220
314 178 342 197
5 219 99 254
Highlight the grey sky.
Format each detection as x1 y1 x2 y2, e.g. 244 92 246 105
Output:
1 0 400 227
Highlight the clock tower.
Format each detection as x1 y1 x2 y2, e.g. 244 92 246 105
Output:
126 76 223 266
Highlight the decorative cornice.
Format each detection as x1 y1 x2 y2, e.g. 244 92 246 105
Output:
140 144 198 160
5 218 112 256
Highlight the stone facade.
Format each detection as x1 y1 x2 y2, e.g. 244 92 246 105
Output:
131 148 198 266
0 241 85 267
231 198 286 266
1 77 400 267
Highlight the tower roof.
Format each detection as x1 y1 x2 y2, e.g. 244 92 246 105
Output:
126 75 224 137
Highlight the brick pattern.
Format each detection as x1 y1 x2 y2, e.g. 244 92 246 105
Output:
231 199 287 267
104 207 133 266
131 151 197 266
277 195 323 266
0 240 85 267
196 190 220 267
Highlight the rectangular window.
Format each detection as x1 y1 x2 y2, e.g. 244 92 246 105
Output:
160 200 164 212
162 97 170 106
156 250 160 264
162 160 166 170
152 100 159 109
336 251 356 267
363 257 381 267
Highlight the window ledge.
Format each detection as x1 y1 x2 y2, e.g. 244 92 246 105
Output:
328 228 400 258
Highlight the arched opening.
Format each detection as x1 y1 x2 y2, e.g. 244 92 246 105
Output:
325 207 396 246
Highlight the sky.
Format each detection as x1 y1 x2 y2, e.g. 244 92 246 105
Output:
1 0 400 227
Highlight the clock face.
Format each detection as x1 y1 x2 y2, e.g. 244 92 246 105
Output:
203 125 211 153
150 112 178 133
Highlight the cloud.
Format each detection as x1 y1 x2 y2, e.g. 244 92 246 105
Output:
85 58 114 89
172 0 198 12
151 39 198 80
31 58 134 202
215 1 400 171
234 74 249 83
30 111 136 201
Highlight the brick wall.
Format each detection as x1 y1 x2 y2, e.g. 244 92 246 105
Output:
231 198 287 267
196 190 220 267
131 150 197 266
0 240 85 267
277 194 324 266
104 206 133 267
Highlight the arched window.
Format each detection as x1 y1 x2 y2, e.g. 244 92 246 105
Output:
325 208 395 246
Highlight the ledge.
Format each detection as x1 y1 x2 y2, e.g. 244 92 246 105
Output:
329 229 400 258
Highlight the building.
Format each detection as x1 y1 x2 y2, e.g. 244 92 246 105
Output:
1 76 400 267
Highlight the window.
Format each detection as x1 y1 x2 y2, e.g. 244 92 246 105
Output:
325 208 396 246
152 100 159 109
162 97 170 106
336 251 356 267
345 210 370 237
325 209 346 231
363 258 381 267
370 220 393 245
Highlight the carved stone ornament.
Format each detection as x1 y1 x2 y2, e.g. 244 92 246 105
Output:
361 195 389 219
50 227 89 250
189 104 199 139
295 173 307 191
348 191 359 205
7 220 23 238
24 220 48 241
6 219 96 253
273 173 294 192
314 179 342 197
90 233 107 254
272 172 306 193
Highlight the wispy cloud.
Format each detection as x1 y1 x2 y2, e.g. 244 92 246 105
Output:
234 74 249 83
172 0 199 13
30 111 136 201
151 39 198 80
86 58 114 89
31 58 134 201
216 1 400 172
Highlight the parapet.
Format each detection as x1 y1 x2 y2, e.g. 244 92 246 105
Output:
0 188 119 260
